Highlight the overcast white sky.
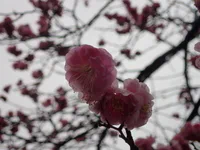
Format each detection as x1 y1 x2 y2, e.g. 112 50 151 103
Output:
0 0 200 149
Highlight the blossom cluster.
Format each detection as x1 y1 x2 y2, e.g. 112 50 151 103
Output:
30 0 63 16
135 122 200 150
65 45 154 129
157 122 200 150
104 1 164 35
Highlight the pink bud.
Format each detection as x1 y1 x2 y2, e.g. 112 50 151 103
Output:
3 85 11 93
32 70 43 79
17 24 35 39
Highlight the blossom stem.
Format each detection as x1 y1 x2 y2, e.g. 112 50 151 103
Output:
98 121 139 150
125 129 139 150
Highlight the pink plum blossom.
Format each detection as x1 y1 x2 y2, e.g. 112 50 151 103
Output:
65 45 117 103
124 79 154 128
157 123 200 150
171 134 191 150
90 79 153 129
180 122 200 142
96 88 140 128
135 136 155 150
193 123 200 140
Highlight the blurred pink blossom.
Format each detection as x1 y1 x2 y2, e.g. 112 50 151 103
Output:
135 136 155 150
180 122 200 142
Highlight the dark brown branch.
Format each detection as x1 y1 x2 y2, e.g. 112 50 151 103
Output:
137 17 200 82
97 128 108 150
125 129 139 150
86 0 115 27
186 98 200 121
54 127 95 149
99 121 139 150
183 47 194 103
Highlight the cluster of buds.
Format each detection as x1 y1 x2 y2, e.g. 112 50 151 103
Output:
123 0 163 33
157 122 200 150
12 60 28 70
39 40 54 50
30 0 63 16
17 111 29 123
7 46 22 57
134 122 200 150
104 13 131 34
37 15 50 36
2 17 15 37
55 96 68 111
17 24 35 40
104 1 164 35
20 86 38 101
